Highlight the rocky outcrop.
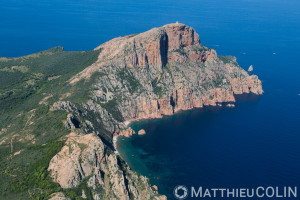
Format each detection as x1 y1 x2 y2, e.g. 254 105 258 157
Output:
229 75 263 95
226 103 235 107
248 65 253 73
68 23 262 126
48 192 71 200
48 133 164 199
138 129 146 135
48 133 105 189
116 127 136 137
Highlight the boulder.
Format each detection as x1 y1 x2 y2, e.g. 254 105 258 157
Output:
138 129 146 135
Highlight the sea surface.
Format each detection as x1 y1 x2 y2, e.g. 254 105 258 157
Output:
1 0 300 199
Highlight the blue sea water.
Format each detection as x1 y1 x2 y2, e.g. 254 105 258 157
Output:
1 0 300 199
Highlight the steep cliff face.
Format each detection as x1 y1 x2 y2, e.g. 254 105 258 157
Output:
45 23 263 199
69 23 263 125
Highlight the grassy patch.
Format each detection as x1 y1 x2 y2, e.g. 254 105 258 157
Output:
218 55 239 66
127 33 139 38
172 45 186 56
118 69 142 94
0 105 69 199
1 140 65 199
64 175 94 200
0 47 101 112
151 77 163 98
100 99 124 122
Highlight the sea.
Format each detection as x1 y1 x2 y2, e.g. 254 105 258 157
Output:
1 0 300 199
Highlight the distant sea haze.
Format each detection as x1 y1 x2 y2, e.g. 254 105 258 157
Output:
1 0 300 200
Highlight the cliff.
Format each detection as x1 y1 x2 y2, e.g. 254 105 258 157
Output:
69 23 262 124
0 23 262 200
48 133 161 200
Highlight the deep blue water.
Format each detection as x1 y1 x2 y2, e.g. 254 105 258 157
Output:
1 0 300 199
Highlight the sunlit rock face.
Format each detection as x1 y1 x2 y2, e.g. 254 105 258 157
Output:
70 23 262 123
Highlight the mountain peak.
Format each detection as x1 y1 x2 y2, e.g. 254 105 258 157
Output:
163 23 200 50
71 24 262 100
71 24 209 84
95 23 200 51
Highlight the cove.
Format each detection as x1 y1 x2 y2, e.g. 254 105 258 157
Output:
117 93 300 199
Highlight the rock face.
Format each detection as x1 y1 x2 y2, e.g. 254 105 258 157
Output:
69 23 263 124
117 127 136 137
48 133 162 199
48 133 105 189
48 23 263 199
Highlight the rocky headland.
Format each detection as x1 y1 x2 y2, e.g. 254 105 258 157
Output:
50 23 263 199
0 23 262 200
69 23 262 124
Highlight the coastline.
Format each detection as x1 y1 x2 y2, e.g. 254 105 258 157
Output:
120 99 239 130
115 101 237 158
115 93 264 198
115 93 261 164
120 93 260 131
115 101 237 150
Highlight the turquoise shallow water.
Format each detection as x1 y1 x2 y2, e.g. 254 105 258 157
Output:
1 0 300 199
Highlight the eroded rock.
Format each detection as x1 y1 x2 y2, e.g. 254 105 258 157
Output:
48 133 163 199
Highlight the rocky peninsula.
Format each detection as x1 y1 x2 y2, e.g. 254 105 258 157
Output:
0 23 262 199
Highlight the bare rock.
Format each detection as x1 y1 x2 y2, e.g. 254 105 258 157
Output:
48 133 162 199
50 101 76 112
152 185 158 191
81 190 86 199
248 65 253 73
48 192 70 200
226 103 235 107
117 127 135 137
138 129 146 135
48 133 105 188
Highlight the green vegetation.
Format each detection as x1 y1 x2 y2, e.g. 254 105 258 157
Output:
0 47 101 112
217 56 246 79
100 99 124 122
150 62 179 98
0 107 69 199
0 47 101 199
218 55 239 66
151 77 163 98
212 74 227 88
102 87 107 93
192 45 211 53
127 33 139 38
118 68 142 94
14 141 64 198
64 175 94 200
172 45 186 56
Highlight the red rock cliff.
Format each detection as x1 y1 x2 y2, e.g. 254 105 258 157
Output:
69 23 263 126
